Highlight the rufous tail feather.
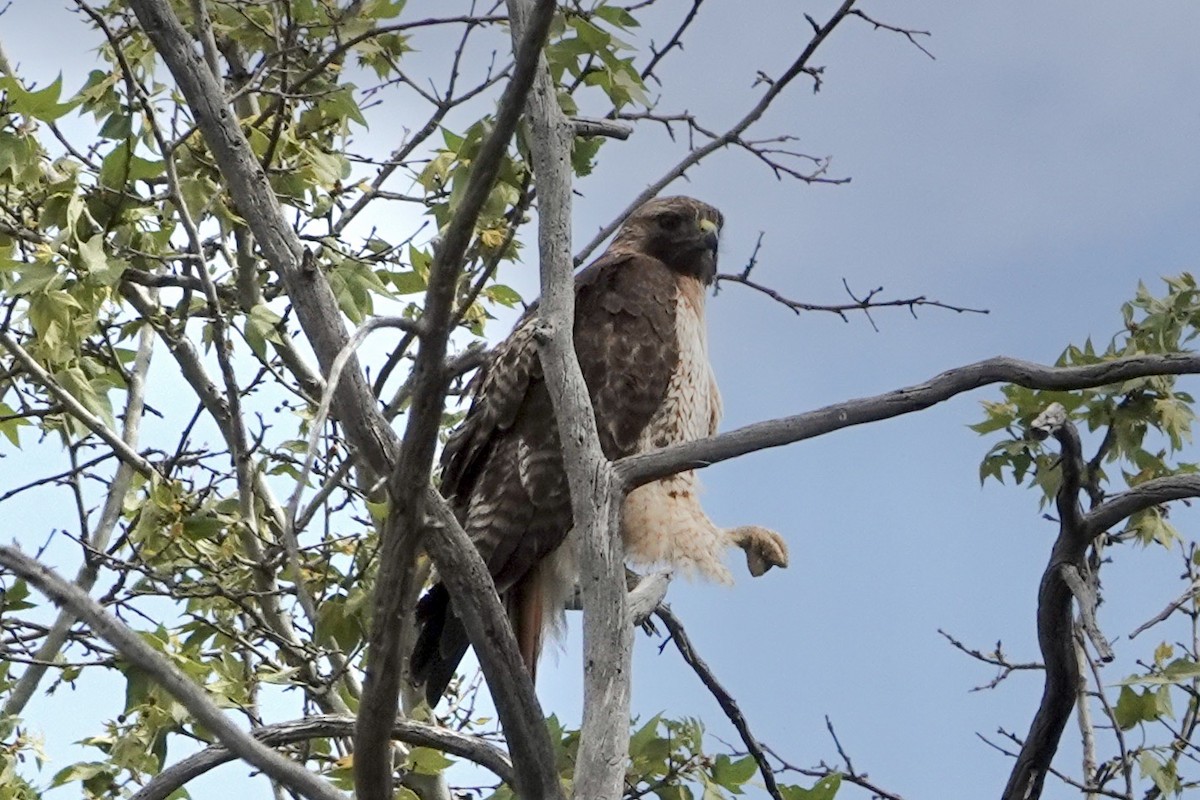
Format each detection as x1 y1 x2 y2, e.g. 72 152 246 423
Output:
512 570 544 684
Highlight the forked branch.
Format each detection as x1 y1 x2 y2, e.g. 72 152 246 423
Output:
577 0 932 263
131 715 513 800
1001 403 1104 800
0 545 345 800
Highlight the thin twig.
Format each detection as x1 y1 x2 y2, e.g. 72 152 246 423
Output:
0 545 346 800
938 628 1043 691
640 0 703 85
1129 582 1198 639
714 272 989 327
654 604 784 800
576 0 865 264
284 315 424 536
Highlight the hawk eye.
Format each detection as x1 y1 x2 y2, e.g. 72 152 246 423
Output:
658 212 684 231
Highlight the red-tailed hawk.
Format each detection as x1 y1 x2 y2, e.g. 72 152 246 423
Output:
412 196 787 705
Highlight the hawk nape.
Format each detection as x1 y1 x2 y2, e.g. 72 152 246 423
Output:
411 196 788 706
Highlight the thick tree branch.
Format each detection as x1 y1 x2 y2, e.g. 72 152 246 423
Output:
131 714 513 800
570 116 633 140
1084 474 1200 537
1001 403 1096 800
0 546 346 800
615 353 1200 489
1060 565 1112 661
505 1 631 797
356 2 560 798
420 486 565 799
627 570 672 626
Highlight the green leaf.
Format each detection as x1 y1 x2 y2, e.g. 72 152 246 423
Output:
1137 752 1181 796
314 85 367 129
98 111 133 140
0 401 25 447
780 774 841 800
365 497 389 522
1117 658 1200 686
54 365 116 428
593 5 640 29
182 514 225 540
303 147 350 187
712 754 757 791
572 135 603 177
1164 657 1200 682
654 787 692 800
569 16 612 49
244 304 284 360
407 746 453 775
50 761 112 788
257 665 301 685
0 579 35 612
391 269 426 295
484 284 522 308
1114 685 1162 729
968 400 1016 435
1126 508 1179 548
442 128 465 152
9 262 62 296
98 142 164 190
76 235 125 285
0 131 42 183
629 713 663 758
1156 683 1175 720
0 74 80 122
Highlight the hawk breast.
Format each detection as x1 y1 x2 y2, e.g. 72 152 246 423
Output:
620 275 729 581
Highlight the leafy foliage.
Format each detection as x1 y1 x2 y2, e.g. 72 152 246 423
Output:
0 2 845 798
972 275 1200 797
974 276 1200 512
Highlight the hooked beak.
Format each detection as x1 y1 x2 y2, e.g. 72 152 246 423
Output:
698 218 720 254
697 218 720 283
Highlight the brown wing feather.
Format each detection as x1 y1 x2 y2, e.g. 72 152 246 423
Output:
576 252 680 457
412 250 680 705
439 321 541 505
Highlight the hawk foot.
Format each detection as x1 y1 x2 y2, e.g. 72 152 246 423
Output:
727 525 789 577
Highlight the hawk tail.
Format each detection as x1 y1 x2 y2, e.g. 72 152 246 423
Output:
412 576 547 708
508 571 545 684
411 584 469 707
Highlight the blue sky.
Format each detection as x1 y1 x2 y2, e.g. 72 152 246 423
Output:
3 1 1200 798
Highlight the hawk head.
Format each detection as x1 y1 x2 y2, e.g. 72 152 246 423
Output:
612 196 723 285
